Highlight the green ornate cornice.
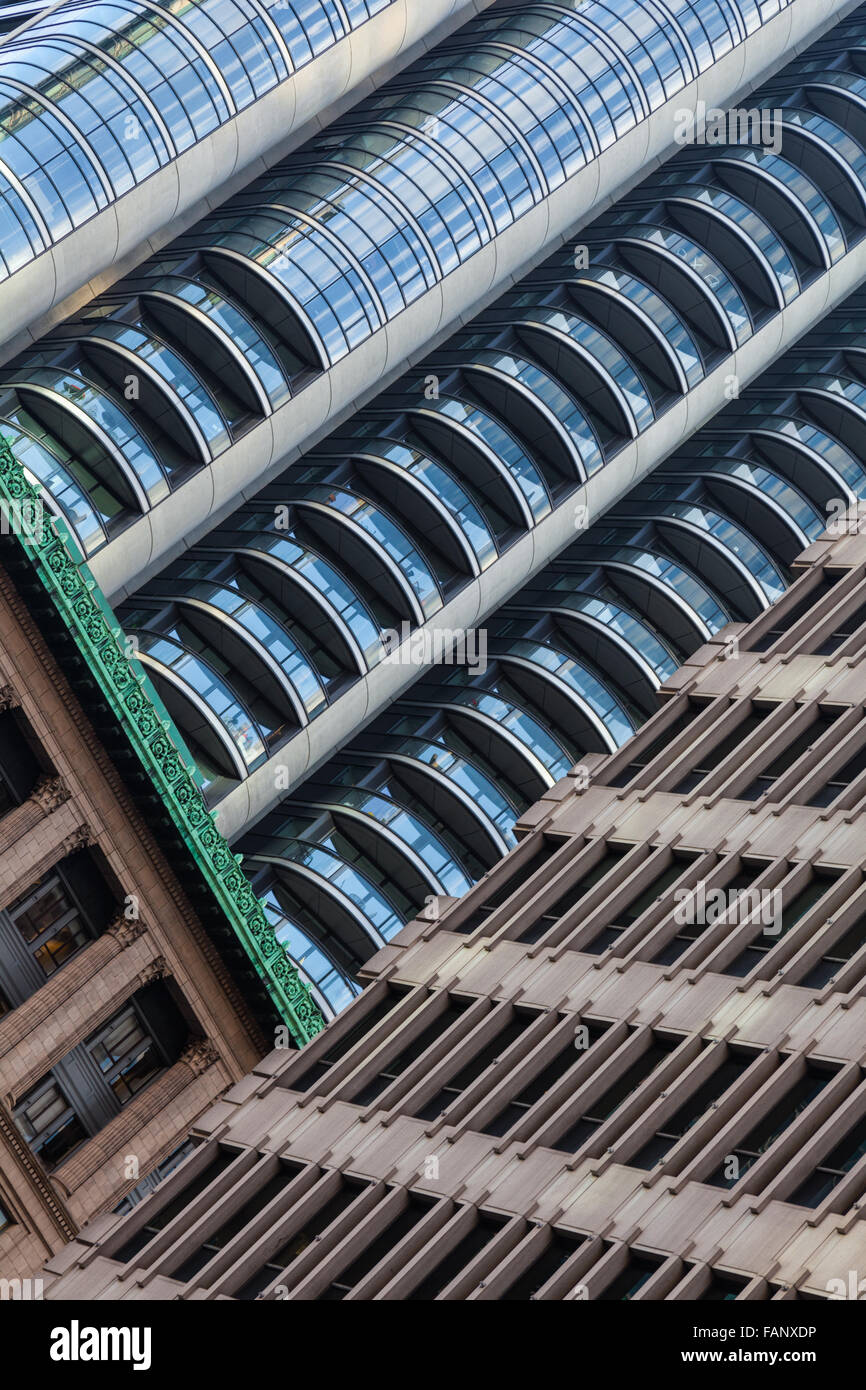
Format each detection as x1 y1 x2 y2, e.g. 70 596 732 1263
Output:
0 440 324 1045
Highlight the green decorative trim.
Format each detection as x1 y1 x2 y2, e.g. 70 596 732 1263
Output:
0 440 324 1044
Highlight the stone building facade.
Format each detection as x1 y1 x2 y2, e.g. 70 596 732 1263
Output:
0 551 266 1283
41 519 866 1300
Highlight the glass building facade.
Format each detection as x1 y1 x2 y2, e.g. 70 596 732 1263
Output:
60 9 865 816
3 0 866 1022
0 0 813 550
0 0 397 277
234 288 866 1018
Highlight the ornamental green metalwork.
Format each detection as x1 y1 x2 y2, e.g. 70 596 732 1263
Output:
0 439 324 1045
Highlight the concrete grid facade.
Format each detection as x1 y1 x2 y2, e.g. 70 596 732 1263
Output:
41 519 866 1301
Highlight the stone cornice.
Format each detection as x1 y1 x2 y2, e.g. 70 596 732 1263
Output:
0 441 324 1045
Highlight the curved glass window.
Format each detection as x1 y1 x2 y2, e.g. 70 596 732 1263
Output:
0 408 111 552
719 147 846 262
199 211 380 360
703 457 824 538
0 0 398 279
261 888 361 1018
235 168 436 313
602 537 730 633
229 518 384 663
176 578 328 718
444 686 574 781
801 372 866 421
778 108 866 203
424 396 551 521
86 320 230 452
656 180 800 303
132 628 268 770
139 273 290 407
253 837 406 942
343 435 498 570
3 364 168 502
0 166 46 275
308 783 473 896
659 499 787 602
617 224 752 344
751 415 866 494
574 266 704 387
468 349 603 475
380 732 519 845
526 305 655 430
553 585 679 683
284 481 442 617
499 636 635 746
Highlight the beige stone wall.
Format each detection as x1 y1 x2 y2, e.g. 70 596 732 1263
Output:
0 566 265 1281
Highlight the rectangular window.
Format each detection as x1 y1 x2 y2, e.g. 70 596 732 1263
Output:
723 871 839 978
806 737 866 808
547 1034 681 1154
351 995 474 1107
706 1063 832 1188
455 837 562 935
630 1050 755 1171
599 1250 664 1300
291 987 409 1093
517 842 629 944
605 706 697 786
13 1077 87 1169
236 1177 365 1301
86 1006 161 1104
411 1006 539 1122
651 864 765 966
113 1139 199 1214
481 1021 611 1139
788 1112 866 1209
317 1192 438 1300
740 710 840 802
698 1270 749 1300
10 873 92 977
811 597 866 655
748 573 840 652
114 1147 238 1264
170 1162 305 1283
583 853 698 954
15 988 182 1174
409 1211 508 1301
798 910 866 989
500 1230 586 1300
0 1198 12 1236
671 709 769 794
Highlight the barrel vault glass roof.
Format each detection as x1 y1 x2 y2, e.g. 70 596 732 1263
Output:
39 6 865 815
0 0 796 346
1 0 859 583
239 283 866 1017
0 0 397 277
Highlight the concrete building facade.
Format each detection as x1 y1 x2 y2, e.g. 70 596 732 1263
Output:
40 517 866 1301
